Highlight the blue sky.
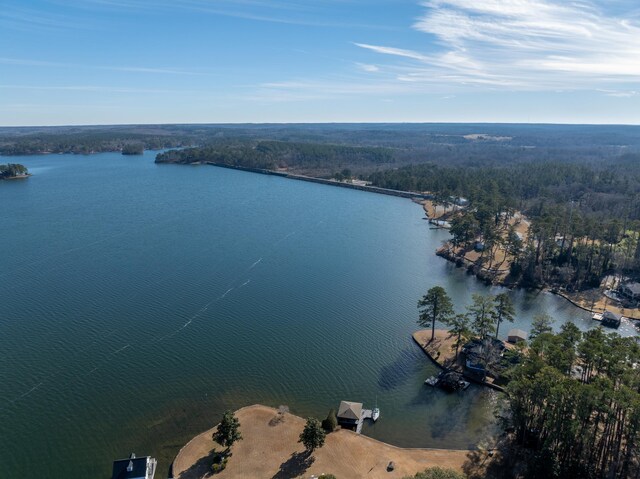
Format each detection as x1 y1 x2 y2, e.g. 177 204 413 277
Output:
2 0 640 126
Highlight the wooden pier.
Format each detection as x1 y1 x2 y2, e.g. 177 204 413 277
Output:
355 409 373 434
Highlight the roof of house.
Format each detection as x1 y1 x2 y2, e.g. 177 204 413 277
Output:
337 401 362 421
508 329 528 339
112 454 152 479
603 311 622 321
622 282 640 295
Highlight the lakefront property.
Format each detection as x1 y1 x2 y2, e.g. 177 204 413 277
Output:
111 453 157 479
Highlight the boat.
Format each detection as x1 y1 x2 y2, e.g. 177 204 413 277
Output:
372 407 380 421
371 396 380 422
424 376 439 386
438 371 469 392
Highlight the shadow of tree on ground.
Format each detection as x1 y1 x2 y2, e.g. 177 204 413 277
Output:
271 451 315 479
177 448 219 479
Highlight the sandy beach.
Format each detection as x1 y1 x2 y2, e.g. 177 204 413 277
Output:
172 404 473 479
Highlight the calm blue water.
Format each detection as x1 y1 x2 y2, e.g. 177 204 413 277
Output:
0 151 636 478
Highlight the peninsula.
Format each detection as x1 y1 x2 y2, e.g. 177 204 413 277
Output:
172 404 475 479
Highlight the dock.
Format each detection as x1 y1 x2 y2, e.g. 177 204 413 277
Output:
355 409 373 434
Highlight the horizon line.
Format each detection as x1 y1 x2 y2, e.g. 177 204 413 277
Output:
2 120 640 128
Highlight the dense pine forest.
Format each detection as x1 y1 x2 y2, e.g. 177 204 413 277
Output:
419 286 640 479
155 140 395 173
499 325 640 479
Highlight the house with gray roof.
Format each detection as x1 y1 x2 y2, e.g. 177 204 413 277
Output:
619 282 640 302
601 311 622 329
507 329 528 344
337 400 362 429
111 453 156 479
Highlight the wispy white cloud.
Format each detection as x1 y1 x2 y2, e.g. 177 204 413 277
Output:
247 78 425 103
53 0 392 29
0 5 88 31
355 43 428 62
356 63 380 73
356 0 640 91
597 89 639 98
0 84 179 94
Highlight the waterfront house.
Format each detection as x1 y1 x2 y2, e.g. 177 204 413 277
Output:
507 329 528 344
337 400 362 429
601 311 622 329
452 196 469 207
462 338 506 375
111 453 157 479
619 282 640 302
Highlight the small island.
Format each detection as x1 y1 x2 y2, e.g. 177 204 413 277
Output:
0 163 30 180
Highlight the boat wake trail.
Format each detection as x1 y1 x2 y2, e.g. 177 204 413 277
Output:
274 231 296 246
8 382 43 404
249 258 262 269
181 302 213 329
241 279 251 287
155 299 216 342
112 344 130 355
1 340 134 412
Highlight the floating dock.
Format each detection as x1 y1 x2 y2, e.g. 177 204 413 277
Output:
355 409 373 434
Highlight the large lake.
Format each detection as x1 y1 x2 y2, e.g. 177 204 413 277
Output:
1 151 637 478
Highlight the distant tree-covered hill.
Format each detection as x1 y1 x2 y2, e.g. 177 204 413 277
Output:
155 140 395 175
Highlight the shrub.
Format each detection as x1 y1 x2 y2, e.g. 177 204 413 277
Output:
321 409 338 432
211 455 228 474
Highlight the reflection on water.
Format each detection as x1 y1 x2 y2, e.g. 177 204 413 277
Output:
377 347 425 391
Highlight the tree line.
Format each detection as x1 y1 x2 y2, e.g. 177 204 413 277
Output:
418 286 515 346
0 132 189 156
155 140 395 173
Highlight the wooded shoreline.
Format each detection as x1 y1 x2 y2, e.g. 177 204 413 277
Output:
162 159 640 322
156 159 432 200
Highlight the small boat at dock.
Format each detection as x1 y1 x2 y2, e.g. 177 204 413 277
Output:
371 396 380 422
424 375 440 386
372 407 380 421
425 371 469 391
